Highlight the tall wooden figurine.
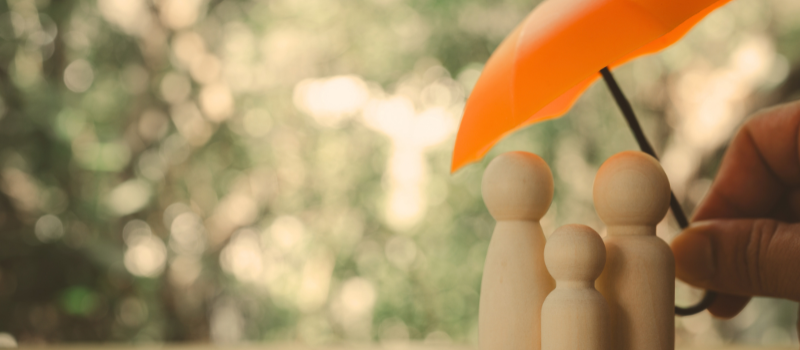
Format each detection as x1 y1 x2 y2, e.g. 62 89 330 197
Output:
541 224 609 350
480 151 556 350
594 151 674 350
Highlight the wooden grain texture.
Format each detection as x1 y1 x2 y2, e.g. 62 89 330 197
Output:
479 151 555 350
593 151 674 350
541 224 609 350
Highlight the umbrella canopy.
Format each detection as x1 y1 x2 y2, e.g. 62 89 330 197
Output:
451 0 731 172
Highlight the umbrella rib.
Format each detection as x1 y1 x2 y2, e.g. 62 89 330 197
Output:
599 66 716 316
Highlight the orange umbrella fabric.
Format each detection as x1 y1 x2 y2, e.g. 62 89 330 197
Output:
451 0 731 172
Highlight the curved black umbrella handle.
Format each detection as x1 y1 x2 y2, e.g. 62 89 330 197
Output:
600 67 716 316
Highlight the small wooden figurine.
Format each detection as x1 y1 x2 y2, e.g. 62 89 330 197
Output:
480 151 556 350
541 224 609 350
594 151 674 350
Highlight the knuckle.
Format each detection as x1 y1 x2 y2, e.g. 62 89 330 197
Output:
767 222 800 300
745 219 779 295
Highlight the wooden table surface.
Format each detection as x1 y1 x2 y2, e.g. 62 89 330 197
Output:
13 344 796 350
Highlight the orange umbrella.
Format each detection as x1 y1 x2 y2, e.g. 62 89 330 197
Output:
452 0 733 315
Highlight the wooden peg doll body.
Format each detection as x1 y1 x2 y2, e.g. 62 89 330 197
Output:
480 151 556 350
541 224 609 350
593 151 674 350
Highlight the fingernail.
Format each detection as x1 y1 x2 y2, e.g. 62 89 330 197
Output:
672 223 716 285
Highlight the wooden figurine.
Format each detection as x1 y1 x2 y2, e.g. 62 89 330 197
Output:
480 151 556 350
594 151 674 350
541 224 610 350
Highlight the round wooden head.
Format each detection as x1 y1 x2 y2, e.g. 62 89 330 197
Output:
593 151 671 226
481 151 554 221
544 224 605 282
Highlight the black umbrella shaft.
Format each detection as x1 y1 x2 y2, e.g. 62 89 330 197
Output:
599 67 689 228
599 66 713 316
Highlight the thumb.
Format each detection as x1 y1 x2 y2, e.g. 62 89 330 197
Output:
671 219 800 302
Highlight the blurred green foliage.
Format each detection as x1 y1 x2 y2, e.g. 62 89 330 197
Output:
0 0 798 346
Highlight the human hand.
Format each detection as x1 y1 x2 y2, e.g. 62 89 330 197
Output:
671 100 800 319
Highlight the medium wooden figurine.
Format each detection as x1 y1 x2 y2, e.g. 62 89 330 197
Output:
594 151 675 350
541 224 610 350
480 151 556 350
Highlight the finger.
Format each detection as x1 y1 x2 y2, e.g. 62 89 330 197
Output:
685 101 800 317
706 293 750 319
672 219 800 301
694 100 800 221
